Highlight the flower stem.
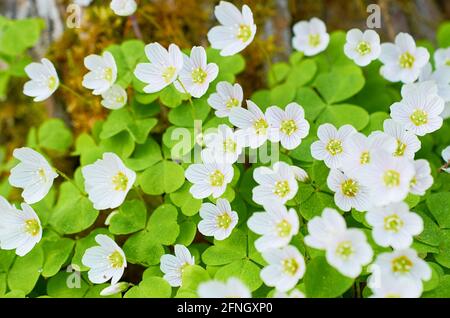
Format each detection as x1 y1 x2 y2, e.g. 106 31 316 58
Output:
175 79 196 119
60 82 89 104
55 168 86 196
129 14 143 40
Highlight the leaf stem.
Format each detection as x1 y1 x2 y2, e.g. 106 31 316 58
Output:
60 82 89 104
55 168 86 196
175 79 196 119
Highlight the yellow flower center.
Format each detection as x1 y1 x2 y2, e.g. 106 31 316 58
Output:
399 52 415 69
24 219 40 237
341 179 359 197
276 219 292 237
280 119 298 136
391 255 413 273
37 167 48 182
383 170 400 187
356 41 371 55
326 139 343 156
394 139 406 157
104 67 114 82
253 118 269 135
384 214 404 232
210 170 225 187
237 24 252 42
108 250 124 269
410 109 428 126
283 258 299 276
308 34 321 47
273 180 290 198
226 98 240 109
47 76 57 90
223 138 237 153
115 95 125 104
216 213 232 229
336 241 354 260
112 172 129 191
385 293 401 298
192 67 207 84
360 151 370 164
162 66 177 83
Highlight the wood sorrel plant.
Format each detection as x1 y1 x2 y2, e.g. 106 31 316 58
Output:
0 1 450 299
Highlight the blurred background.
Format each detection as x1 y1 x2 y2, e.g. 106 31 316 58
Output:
1 0 449 153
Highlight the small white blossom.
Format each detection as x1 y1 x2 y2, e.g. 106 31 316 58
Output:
100 282 130 296
327 169 371 212
369 277 422 298
0 199 42 256
379 32 429 83
160 245 195 287
434 48 450 69
198 277 251 298
101 84 127 110
202 124 244 164
344 29 381 66
310 124 356 169
82 51 117 95
252 161 298 205
442 146 450 173
266 103 310 150
198 198 238 240
292 18 330 56
82 152 136 210
207 81 243 118
382 119 421 159
366 202 423 249
23 58 59 102
110 0 137 16
207 1 256 56
260 245 306 292
82 234 127 285
419 63 450 119
247 201 299 252
410 159 433 196
9 147 58 204
174 46 218 98
134 42 183 94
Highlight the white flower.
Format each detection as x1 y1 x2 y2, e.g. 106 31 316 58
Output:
344 29 381 66
207 1 256 56
362 152 415 206
252 161 298 205
260 245 305 292
379 32 429 83
229 100 271 149
82 234 127 285
110 0 137 16
134 42 183 94
160 244 195 287
100 282 129 296
174 46 218 98
274 289 305 298
292 18 330 56
343 132 396 176
410 159 433 196
198 198 238 240
442 146 450 173
0 200 42 256
247 201 299 252
266 103 310 150
369 248 431 291
81 152 136 210
185 152 234 199
198 277 251 298
419 63 450 119
101 84 127 110
207 81 243 118
369 277 422 298
366 202 423 249
382 119 421 159
327 169 371 212
9 147 58 204
23 58 59 102
82 51 117 95
390 81 444 136
291 165 309 182
310 124 356 169
434 48 450 69
305 208 373 278
202 124 244 164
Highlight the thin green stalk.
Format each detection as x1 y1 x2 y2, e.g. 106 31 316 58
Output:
175 80 196 119
60 82 89 104
55 168 86 196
